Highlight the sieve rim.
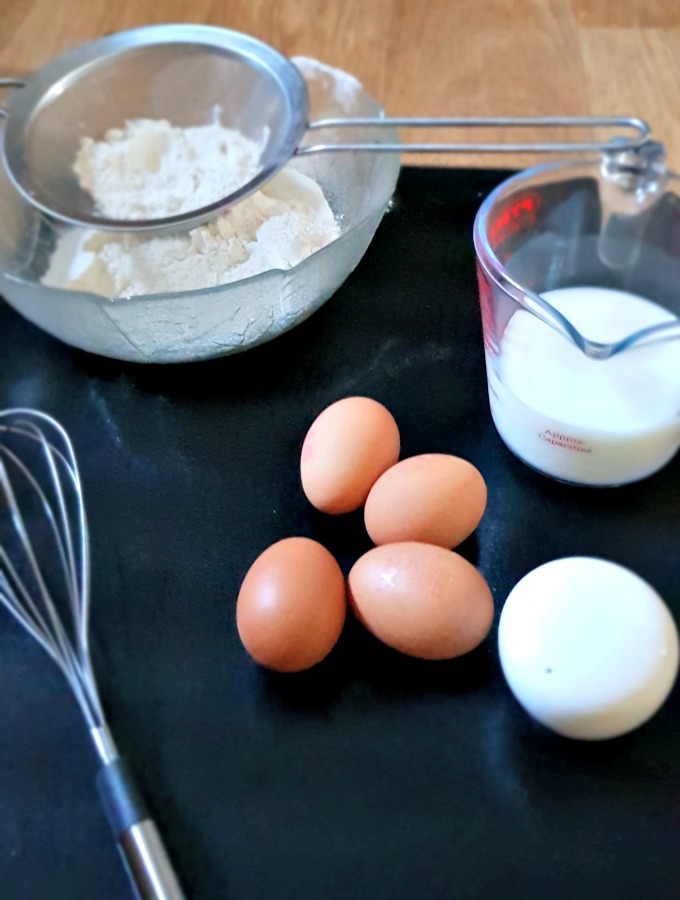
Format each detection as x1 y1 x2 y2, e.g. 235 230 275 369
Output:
0 24 310 233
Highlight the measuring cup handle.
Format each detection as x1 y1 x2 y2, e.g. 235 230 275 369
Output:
0 78 27 119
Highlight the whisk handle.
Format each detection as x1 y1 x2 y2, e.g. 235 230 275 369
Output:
97 758 186 900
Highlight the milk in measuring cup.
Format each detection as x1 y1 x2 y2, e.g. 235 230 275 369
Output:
488 286 680 485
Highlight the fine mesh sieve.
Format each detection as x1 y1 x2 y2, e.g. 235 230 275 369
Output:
0 24 651 235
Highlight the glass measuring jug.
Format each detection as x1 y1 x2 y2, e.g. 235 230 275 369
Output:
474 143 680 486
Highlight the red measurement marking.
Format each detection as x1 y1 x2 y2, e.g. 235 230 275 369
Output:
489 192 541 250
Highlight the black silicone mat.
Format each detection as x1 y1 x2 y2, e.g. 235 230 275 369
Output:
0 167 678 900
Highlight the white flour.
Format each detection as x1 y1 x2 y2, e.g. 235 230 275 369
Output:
43 114 340 298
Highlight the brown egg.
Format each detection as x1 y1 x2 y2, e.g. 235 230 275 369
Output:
364 454 487 549
300 397 400 514
347 542 493 660
236 537 346 672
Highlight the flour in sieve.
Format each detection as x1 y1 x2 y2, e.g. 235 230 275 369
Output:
43 117 340 299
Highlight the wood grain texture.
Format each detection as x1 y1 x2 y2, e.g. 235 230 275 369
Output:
1 0 677 167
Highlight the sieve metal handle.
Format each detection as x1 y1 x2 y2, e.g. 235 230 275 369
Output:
0 78 26 119
300 115 651 154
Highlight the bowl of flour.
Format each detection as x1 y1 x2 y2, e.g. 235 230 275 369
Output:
0 57 399 362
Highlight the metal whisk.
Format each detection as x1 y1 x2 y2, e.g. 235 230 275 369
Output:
0 409 185 900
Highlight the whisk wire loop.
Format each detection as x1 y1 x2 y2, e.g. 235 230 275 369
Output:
0 410 104 729
0 408 186 899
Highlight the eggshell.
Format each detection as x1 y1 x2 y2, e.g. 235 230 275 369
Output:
347 542 493 659
499 557 679 740
364 454 487 549
300 397 400 514
236 537 346 672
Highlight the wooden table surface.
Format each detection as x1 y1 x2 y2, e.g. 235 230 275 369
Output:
2 0 679 169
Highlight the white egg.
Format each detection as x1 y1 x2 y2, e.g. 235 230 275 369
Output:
498 557 679 740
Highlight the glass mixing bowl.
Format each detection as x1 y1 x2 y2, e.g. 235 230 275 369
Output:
0 57 399 363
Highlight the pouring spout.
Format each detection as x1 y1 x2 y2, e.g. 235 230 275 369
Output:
523 287 589 350
523 287 680 361
580 340 617 360
609 320 680 357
